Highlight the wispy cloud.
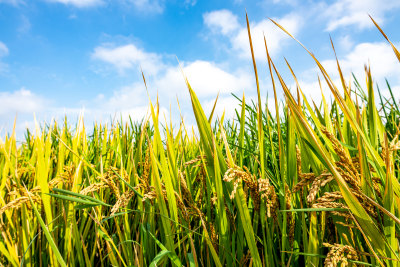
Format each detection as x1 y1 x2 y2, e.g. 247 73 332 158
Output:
0 41 9 73
0 41 8 57
120 0 165 14
184 0 196 8
0 0 25 6
46 0 104 8
271 0 298 6
17 15 31 34
203 9 302 60
338 35 354 51
46 0 166 12
92 43 165 76
321 0 400 31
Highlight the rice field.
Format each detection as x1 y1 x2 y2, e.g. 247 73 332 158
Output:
1 15 400 266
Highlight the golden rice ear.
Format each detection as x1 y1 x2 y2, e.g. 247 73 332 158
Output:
3 11 400 267
323 243 359 266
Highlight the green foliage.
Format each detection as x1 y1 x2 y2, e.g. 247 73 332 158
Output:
1 15 400 267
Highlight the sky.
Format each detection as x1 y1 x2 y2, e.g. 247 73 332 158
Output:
1 0 400 137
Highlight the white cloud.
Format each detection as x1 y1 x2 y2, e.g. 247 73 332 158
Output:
87 54 254 132
0 62 7 73
293 79 332 106
121 0 164 14
118 106 150 121
0 0 24 5
203 9 240 35
272 0 297 5
88 82 169 125
91 39 253 101
92 43 165 76
204 10 302 60
0 88 47 115
203 94 280 121
0 86 154 138
0 41 8 57
234 14 301 60
202 95 242 122
46 0 103 8
321 42 400 84
295 41 400 105
184 0 196 8
338 35 354 51
154 61 252 99
89 60 253 127
103 82 148 110
0 41 9 73
18 15 31 34
322 0 400 31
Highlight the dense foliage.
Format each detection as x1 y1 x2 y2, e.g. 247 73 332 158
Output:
1 15 400 266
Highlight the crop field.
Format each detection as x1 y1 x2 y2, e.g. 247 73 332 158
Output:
1 16 400 267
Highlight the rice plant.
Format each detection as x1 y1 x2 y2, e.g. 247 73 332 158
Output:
1 15 400 266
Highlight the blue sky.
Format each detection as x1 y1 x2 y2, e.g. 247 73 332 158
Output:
1 0 400 136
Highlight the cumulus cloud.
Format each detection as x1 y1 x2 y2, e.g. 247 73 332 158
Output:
86 82 170 126
0 88 47 115
321 42 400 83
154 60 252 98
92 43 165 76
89 59 253 126
203 10 302 60
46 0 103 8
88 41 256 131
91 37 254 104
295 41 400 104
102 82 149 110
203 9 240 35
234 14 301 60
322 0 400 31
